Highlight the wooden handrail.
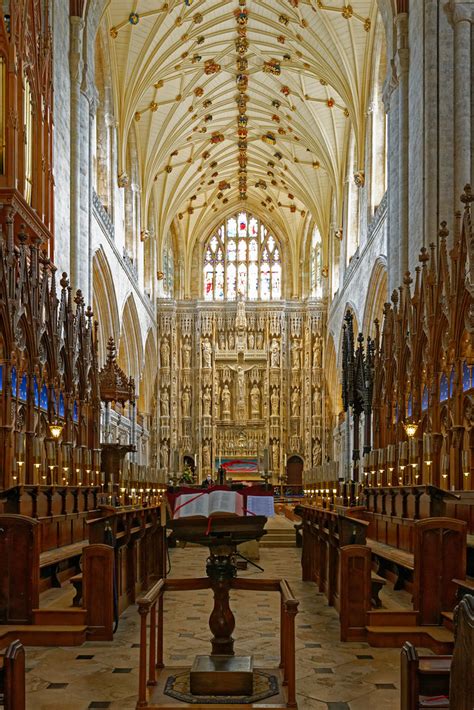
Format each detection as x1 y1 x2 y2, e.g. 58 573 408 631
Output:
136 578 165 609
136 576 299 708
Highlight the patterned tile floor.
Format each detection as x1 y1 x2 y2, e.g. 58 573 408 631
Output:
25 523 401 709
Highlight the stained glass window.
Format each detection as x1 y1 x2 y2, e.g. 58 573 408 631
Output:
40 384 48 411
19 374 27 402
310 227 322 298
421 386 429 412
203 213 282 301
59 393 65 418
449 367 455 397
463 362 472 392
440 373 448 402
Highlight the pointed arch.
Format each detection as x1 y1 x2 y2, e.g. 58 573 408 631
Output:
117 294 144 393
92 247 120 365
362 257 388 338
326 334 343 421
137 328 157 416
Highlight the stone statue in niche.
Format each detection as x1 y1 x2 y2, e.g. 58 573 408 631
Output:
161 440 169 468
183 339 191 368
182 388 191 418
235 364 251 420
270 338 280 367
202 338 212 368
202 387 211 416
313 387 321 414
272 440 279 470
291 339 301 369
248 331 255 349
256 331 264 349
202 442 211 468
228 331 235 350
291 388 300 418
313 438 322 466
161 388 170 416
221 383 231 417
160 338 170 368
313 337 322 368
250 383 260 418
218 332 226 350
270 387 279 416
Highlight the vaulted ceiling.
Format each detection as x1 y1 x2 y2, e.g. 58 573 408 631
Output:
101 0 381 265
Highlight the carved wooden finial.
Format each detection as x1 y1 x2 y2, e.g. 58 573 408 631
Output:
18 225 28 244
419 246 429 264
403 271 412 286
74 289 84 306
439 221 449 240
461 183 473 206
60 272 69 289
85 305 93 320
391 290 398 305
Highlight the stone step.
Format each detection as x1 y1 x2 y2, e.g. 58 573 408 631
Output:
260 540 295 548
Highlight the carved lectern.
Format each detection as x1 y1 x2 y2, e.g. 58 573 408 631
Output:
167 515 267 695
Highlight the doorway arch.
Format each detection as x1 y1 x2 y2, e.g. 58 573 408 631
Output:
286 455 303 487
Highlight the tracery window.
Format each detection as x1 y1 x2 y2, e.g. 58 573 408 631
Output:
203 213 281 301
310 227 322 298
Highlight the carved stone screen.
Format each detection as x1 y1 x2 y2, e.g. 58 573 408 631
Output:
157 297 326 483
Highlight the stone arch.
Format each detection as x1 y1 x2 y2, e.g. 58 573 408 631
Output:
117 295 144 394
362 257 388 338
92 248 120 365
137 329 157 417
326 334 343 423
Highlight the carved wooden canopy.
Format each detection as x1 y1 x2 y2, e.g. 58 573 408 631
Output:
99 337 135 405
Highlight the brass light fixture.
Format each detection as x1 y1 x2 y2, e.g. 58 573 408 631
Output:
49 421 63 440
403 420 419 438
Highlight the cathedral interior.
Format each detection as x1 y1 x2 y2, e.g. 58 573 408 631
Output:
0 1 473 709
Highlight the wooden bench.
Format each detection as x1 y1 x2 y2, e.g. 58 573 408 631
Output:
69 574 83 607
39 540 87 589
400 641 450 709
370 572 386 608
367 538 415 590
0 640 25 710
452 576 474 601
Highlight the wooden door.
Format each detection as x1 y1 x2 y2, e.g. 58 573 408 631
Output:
286 456 303 486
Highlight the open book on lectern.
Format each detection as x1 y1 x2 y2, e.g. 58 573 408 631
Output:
172 489 274 519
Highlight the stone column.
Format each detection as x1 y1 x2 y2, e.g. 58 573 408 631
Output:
394 12 410 279
383 71 400 293
69 15 85 293
450 2 473 205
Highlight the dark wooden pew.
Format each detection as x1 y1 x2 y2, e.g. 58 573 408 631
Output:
449 594 474 709
400 642 450 709
400 594 474 710
0 640 25 710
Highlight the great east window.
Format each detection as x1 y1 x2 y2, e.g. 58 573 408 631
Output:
203 213 282 301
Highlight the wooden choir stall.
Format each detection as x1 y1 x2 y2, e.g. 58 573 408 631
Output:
299 191 474 678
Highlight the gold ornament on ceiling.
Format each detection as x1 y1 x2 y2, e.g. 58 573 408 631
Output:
204 59 221 74
263 59 281 75
315 2 371 31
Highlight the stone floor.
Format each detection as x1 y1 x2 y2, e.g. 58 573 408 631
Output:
25 520 402 709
